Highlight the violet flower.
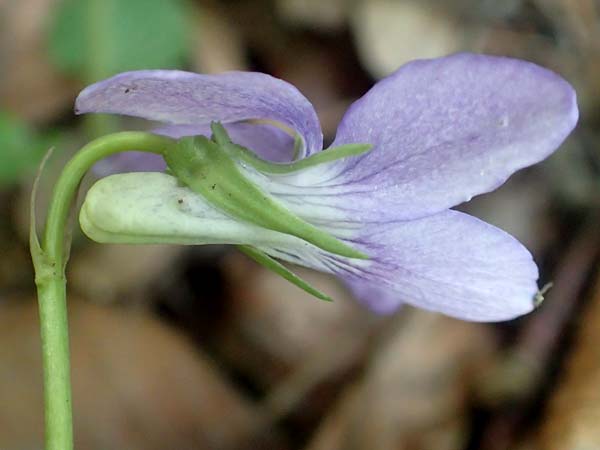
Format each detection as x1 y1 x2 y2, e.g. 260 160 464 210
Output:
75 53 578 321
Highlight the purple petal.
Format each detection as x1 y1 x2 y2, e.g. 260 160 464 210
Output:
75 70 322 157
318 53 577 222
342 279 404 315
341 210 539 322
154 122 296 162
94 122 297 175
93 151 166 176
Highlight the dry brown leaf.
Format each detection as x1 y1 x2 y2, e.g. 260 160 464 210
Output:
0 0 78 122
461 176 556 256
192 4 248 74
538 269 600 449
306 308 497 450
69 244 183 304
0 298 264 450
276 0 350 29
216 253 377 392
532 0 600 50
350 0 463 78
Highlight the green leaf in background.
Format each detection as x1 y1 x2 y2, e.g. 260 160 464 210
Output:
48 0 192 81
0 112 48 187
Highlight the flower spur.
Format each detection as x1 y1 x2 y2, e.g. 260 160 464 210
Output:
76 53 578 321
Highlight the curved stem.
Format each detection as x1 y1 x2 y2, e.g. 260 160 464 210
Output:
31 132 176 450
43 132 175 266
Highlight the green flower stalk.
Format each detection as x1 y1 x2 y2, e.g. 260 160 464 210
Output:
30 132 176 450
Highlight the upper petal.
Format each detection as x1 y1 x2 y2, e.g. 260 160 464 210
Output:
318 53 578 221
75 70 322 157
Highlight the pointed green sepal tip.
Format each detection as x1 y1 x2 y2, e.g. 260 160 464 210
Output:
30 148 54 278
209 121 372 175
238 245 333 302
210 121 232 146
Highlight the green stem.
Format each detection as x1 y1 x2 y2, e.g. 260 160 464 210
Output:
42 132 175 266
31 132 176 450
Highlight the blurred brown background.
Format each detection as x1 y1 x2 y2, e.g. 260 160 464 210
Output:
1 0 599 449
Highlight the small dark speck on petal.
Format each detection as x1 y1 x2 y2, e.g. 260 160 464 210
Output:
211 184 216 190
124 88 131 94
177 198 184 204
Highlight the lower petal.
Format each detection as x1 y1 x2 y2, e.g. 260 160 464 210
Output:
342 279 405 315
337 210 539 322
261 208 539 322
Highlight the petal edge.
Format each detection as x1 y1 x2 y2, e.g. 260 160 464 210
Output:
76 70 323 157
320 53 578 222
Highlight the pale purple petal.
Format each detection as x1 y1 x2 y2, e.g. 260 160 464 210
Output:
154 122 296 162
314 53 577 222
339 210 539 322
93 151 167 176
342 279 404 315
94 122 297 175
75 70 322 157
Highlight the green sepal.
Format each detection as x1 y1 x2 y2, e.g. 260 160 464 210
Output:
164 135 368 260
210 122 372 174
30 148 60 285
238 245 332 302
